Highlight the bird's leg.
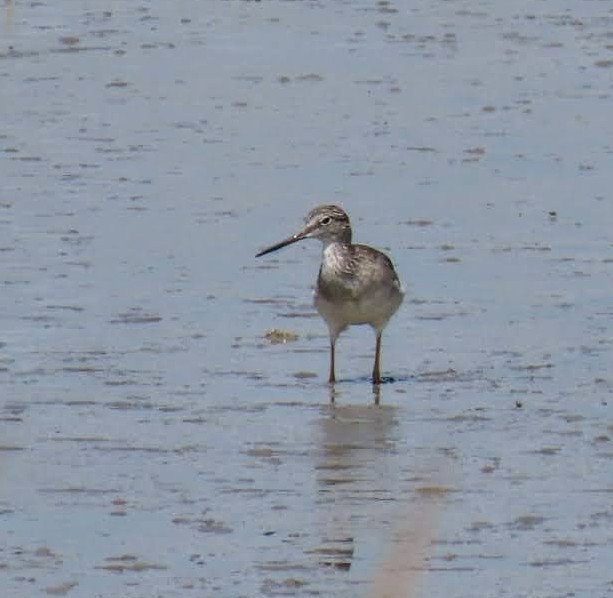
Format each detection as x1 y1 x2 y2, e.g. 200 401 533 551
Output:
328 337 336 384
372 331 382 385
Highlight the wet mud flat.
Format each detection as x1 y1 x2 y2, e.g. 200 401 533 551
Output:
1 0 613 597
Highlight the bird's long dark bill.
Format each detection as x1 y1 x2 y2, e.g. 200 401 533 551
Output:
255 230 308 257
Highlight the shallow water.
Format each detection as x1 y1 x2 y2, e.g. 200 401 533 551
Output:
1 1 612 597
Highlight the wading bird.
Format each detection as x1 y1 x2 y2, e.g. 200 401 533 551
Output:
256 205 404 385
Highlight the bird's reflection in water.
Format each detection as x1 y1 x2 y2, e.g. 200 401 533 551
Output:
315 388 448 596
313 394 398 571
328 381 382 405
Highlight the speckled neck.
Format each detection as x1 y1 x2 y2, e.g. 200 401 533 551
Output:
321 241 352 272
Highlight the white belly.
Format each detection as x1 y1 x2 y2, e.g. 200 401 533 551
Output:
314 283 403 338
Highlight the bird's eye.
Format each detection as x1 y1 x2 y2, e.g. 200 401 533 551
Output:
321 216 332 225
